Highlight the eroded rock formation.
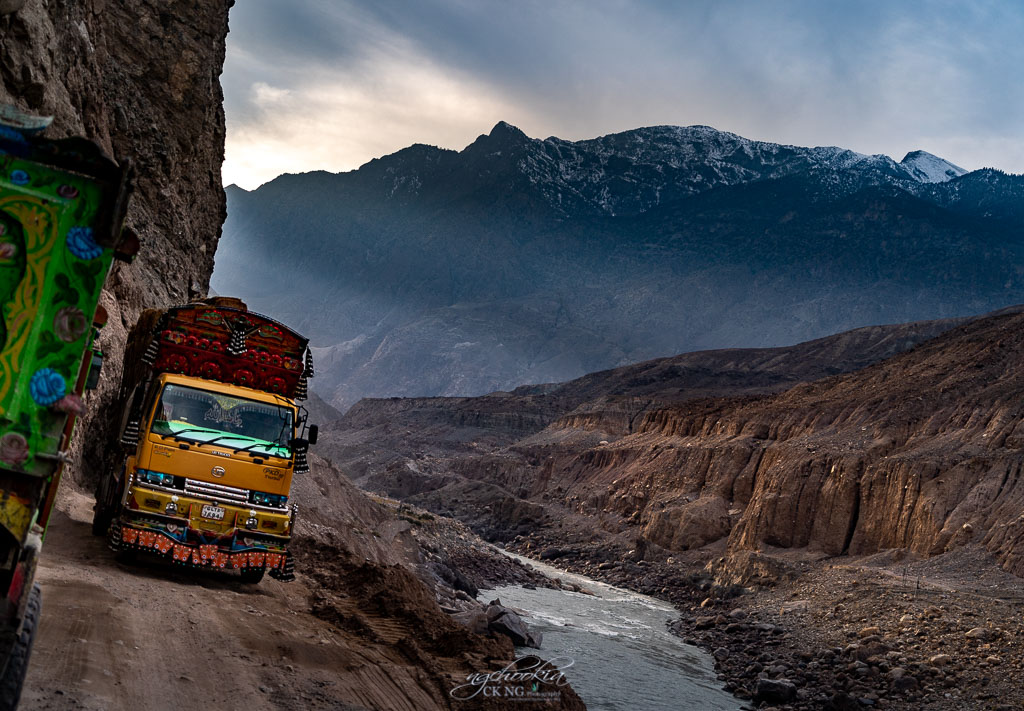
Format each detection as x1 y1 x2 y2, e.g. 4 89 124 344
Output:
553 309 1024 575
326 307 1024 578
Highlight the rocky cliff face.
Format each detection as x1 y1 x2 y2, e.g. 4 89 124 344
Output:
324 307 1024 579
0 0 231 486
547 308 1024 576
322 311 978 487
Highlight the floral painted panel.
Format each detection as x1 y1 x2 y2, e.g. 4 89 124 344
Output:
0 152 114 480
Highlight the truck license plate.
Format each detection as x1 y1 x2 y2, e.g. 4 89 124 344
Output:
201 504 225 521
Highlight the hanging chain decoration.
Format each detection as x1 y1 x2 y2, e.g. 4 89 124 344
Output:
141 339 160 366
294 442 309 473
225 316 262 357
120 417 140 447
294 347 313 400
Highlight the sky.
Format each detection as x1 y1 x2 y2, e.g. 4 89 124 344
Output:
222 0 1024 190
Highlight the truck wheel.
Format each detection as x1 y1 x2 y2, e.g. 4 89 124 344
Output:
0 583 41 711
90 504 112 537
91 472 118 536
238 567 265 584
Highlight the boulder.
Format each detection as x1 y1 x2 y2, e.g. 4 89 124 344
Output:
965 627 993 641
891 675 919 692
695 616 717 630
704 550 797 588
451 609 489 635
754 678 797 704
825 692 862 711
488 609 530 645
485 602 542 648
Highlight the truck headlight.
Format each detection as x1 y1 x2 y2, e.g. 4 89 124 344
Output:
139 469 176 488
250 491 288 508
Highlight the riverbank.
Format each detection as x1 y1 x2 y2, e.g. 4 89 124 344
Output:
505 536 1024 710
490 554 742 711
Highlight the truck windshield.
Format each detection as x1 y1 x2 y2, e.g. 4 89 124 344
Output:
150 383 293 458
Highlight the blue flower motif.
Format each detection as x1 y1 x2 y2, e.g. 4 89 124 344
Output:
65 226 102 260
9 169 29 186
30 368 66 406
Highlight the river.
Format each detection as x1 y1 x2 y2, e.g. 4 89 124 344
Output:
488 554 743 711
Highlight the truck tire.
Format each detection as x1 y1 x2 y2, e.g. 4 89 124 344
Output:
90 503 112 537
238 567 265 584
91 472 118 537
0 583 41 711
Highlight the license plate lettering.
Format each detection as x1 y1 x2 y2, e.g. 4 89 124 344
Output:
201 504 225 521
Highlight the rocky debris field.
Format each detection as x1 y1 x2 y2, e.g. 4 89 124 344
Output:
675 555 1024 710
294 539 581 710
504 531 1024 711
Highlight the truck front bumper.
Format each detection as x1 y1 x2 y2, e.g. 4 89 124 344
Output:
114 483 295 579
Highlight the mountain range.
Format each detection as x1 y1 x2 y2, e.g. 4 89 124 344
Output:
211 122 1024 410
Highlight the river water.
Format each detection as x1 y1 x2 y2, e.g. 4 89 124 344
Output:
488 555 742 711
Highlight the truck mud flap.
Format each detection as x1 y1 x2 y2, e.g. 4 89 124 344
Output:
269 551 295 582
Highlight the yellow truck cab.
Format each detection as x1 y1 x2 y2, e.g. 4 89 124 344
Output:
93 299 316 583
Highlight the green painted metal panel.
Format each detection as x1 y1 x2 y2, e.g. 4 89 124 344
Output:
0 112 133 542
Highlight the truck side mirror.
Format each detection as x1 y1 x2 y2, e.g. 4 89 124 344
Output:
308 424 319 445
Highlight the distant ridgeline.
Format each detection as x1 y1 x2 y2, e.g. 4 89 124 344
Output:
212 122 1024 410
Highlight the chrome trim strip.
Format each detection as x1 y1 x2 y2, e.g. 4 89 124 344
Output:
185 482 248 500
132 482 290 515
185 479 248 495
185 482 247 498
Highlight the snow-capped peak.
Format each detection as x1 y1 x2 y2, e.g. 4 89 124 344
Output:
900 150 967 183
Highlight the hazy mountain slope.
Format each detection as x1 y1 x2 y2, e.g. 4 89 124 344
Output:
317 309 993 503
322 306 1024 581
213 122 1024 409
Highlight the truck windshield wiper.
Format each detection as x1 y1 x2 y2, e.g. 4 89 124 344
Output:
157 427 217 442
199 435 252 449
235 441 289 456
156 430 249 449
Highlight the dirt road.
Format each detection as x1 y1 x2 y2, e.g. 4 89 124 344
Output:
21 490 368 710
19 487 584 711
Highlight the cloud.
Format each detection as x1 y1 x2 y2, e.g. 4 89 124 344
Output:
223 0 1024 188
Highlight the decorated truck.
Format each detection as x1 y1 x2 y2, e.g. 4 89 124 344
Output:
91 299 317 584
0 106 135 708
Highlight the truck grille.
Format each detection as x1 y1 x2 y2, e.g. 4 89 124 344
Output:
185 478 250 505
